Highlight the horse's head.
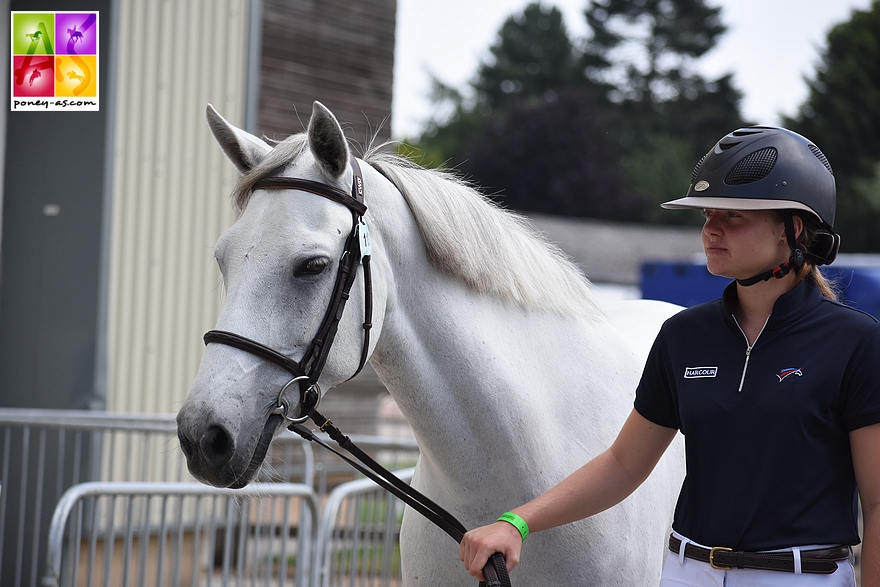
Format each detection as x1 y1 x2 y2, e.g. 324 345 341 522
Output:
177 102 387 488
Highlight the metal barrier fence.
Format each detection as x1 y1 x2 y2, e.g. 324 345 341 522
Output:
316 468 415 587
0 409 419 587
43 482 319 587
0 409 202 587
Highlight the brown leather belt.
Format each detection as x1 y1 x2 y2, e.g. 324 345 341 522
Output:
669 535 850 574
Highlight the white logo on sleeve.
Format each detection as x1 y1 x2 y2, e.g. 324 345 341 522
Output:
684 366 718 378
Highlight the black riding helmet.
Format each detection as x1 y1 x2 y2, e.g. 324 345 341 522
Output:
662 126 840 285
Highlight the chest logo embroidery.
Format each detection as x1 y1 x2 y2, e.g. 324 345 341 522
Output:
777 367 803 382
684 366 718 378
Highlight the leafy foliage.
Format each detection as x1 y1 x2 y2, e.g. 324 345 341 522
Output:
411 75 484 170
459 88 647 219
409 0 745 226
582 0 727 103
783 0 880 251
474 3 590 112
582 0 744 222
405 0 880 250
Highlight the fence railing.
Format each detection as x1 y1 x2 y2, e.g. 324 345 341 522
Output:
43 482 319 587
0 409 419 587
316 468 415 587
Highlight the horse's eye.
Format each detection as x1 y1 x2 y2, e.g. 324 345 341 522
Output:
295 257 329 277
213 248 227 275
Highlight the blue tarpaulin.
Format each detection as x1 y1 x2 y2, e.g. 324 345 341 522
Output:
641 260 880 319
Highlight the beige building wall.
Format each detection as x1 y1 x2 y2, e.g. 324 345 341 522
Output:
106 0 250 414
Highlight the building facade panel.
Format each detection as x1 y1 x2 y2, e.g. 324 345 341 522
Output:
107 0 249 413
258 0 396 146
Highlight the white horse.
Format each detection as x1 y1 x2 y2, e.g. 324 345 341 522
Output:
177 101 685 586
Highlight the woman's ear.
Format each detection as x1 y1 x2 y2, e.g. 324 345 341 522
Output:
792 214 804 240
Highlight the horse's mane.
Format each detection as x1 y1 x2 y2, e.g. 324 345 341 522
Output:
366 149 602 320
231 133 602 320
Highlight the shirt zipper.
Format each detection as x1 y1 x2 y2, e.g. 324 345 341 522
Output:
731 314 771 393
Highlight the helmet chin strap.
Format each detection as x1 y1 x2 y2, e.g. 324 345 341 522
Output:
735 214 804 287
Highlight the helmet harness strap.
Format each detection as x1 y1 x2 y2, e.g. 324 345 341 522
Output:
735 213 804 287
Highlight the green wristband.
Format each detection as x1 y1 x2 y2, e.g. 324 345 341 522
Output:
497 512 529 542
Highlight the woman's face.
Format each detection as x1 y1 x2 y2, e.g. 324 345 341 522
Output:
701 208 790 279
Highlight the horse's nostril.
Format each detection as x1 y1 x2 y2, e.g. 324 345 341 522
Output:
199 425 235 469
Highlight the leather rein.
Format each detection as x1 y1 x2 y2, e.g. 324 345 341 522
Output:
202 159 510 587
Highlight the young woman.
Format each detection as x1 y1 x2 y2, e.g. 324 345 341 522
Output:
459 127 880 586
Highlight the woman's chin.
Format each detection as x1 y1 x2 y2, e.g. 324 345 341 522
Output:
704 262 731 279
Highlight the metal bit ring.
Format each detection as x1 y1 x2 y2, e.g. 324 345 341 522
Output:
273 376 309 422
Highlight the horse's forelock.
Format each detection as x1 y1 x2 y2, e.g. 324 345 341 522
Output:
231 134 311 212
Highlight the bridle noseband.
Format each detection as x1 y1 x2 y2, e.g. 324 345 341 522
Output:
203 158 373 423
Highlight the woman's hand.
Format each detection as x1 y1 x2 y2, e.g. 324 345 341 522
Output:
459 520 523 581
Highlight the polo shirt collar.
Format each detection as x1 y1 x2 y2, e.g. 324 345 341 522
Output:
721 278 822 331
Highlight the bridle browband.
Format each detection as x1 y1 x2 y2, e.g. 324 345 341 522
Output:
201 158 510 587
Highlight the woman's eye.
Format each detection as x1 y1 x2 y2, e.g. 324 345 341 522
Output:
296 258 328 277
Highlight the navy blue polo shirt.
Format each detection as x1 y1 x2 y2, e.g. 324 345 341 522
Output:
635 279 880 551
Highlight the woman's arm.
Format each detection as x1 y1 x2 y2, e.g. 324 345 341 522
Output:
851 421 880 586
459 408 677 580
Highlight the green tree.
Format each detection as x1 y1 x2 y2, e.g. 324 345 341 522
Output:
784 0 880 251
412 76 485 170
473 3 593 113
582 0 744 223
423 3 632 219
623 73 745 224
459 88 646 219
411 0 744 225
582 0 727 103
416 3 592 170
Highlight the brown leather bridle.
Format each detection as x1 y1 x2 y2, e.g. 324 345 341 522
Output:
203 157 373 424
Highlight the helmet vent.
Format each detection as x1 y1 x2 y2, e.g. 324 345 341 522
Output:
808 144 834 175
732 130 763 137
725 147 778 185
719 141 740 151
691 153 707 184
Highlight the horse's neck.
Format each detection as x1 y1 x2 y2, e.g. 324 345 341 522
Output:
366 195 542 403
369 243 630 471
374 276 638 508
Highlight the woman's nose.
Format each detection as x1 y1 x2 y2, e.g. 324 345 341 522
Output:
703 215 722 236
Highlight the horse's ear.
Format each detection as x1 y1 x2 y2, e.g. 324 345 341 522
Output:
308 101 349 178
205 104 271 174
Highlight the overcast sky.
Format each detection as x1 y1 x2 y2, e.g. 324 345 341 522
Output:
392 0 872 138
